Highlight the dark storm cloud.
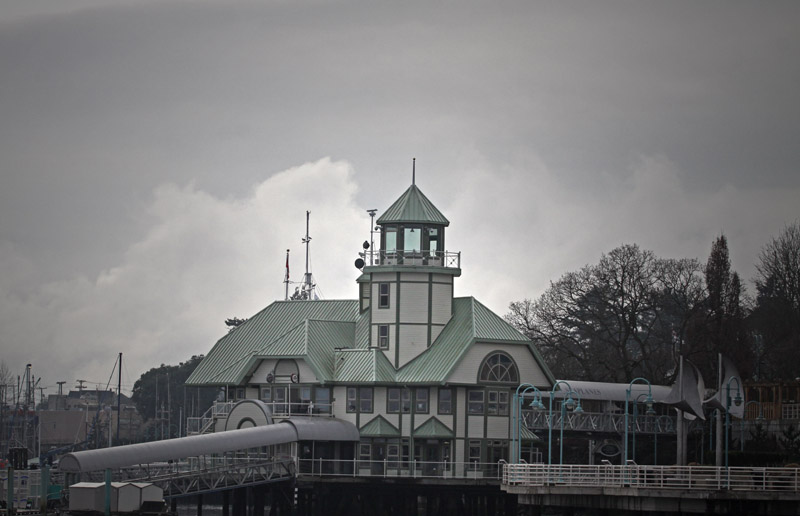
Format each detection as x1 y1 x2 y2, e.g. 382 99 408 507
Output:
0 0 798 389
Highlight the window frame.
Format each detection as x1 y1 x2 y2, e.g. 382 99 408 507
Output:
415 387 429 414
438 388 453 415
387 388 401 413
359 387 374 413
487 389 510 416
347 387 358 413
378 283 390 309
378 324 390 349
468 389 485 415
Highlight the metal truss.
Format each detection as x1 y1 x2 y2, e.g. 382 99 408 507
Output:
522 410 676 435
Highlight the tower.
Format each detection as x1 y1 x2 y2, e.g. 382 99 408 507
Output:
358 182 461 368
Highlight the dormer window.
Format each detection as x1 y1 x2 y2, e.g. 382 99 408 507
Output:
478 352 519 384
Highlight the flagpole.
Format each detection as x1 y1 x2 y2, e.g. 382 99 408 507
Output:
284 249 290 300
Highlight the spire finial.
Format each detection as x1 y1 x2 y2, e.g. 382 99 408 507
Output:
412 158 416 185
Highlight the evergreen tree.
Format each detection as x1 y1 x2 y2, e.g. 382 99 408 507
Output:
686 235 751 382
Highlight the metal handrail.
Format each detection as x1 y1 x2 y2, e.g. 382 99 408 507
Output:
296 458 505 480
363 250 460 269
503 463 800 493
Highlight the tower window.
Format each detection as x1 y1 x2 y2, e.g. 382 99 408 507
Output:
378 324 389 349
385 226 397 253
428 228 439 257
379 283 390 309
404 226 421 252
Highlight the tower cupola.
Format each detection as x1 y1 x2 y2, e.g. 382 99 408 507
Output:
373 184 453 268
358 176 461 368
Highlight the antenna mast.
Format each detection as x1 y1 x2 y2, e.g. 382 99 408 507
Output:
301 211 315 300
412 157 416 185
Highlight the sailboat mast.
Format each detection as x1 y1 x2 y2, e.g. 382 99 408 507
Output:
117 352 122 445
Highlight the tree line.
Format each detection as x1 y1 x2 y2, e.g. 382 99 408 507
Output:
505 222 800 385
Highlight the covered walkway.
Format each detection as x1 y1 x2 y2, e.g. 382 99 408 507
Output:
60 417 359 473
58 417 360 499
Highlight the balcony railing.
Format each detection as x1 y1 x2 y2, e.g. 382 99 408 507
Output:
260 401 334 418
297 458 506 480
363 250 460 269
522 410 677 435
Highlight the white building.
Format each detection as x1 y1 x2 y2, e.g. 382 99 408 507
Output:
186 180 555 472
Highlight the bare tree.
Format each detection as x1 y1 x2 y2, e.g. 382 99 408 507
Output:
507 244 704 384
751 222 800 380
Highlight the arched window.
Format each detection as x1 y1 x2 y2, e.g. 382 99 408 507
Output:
478 352 519 384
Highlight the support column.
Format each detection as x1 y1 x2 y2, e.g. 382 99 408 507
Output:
196 494 203 516
39 465 49 515
222 490 229 516
715 409 723 467
6 467 14 516
253 487 265 516
104 469 111 516
233 488 246 516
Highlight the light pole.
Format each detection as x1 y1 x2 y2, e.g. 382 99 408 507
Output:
632 392 656 463
514 384 545 463
741 400 764 452
725 376 743 470
624 377 654 465
547 381 583 467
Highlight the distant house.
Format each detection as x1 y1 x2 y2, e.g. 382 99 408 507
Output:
186 181 555 468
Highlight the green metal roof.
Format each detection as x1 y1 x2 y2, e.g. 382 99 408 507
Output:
186 300 358 386
396 297 555 385
472 299 530 343
519 425 542 443
306 320 358 381
334 349 395 383
186 296 555 387
376 185 449 226
413 417 453 438
360 416 400 437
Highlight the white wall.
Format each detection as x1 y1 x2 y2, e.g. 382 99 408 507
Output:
398 325 428 367
399 282 428 324
447 343 549 387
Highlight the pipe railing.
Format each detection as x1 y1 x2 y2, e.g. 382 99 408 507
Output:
503 463 800 492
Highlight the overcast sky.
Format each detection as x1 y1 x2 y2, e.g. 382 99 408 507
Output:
1 0 798 396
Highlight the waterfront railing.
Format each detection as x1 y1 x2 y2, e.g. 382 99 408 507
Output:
503 463 800 493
